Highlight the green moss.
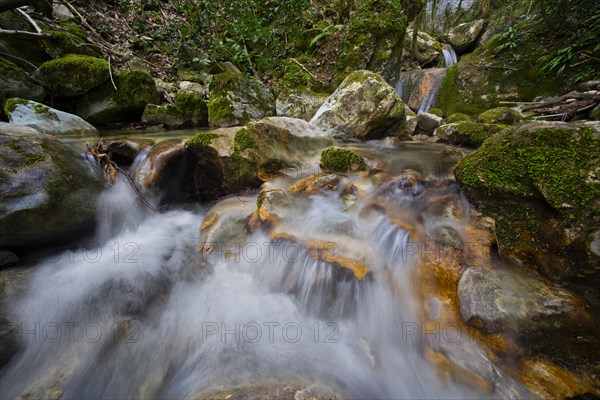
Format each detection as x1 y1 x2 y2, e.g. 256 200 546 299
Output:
6 139 46 165
437 64 459 114
233 128 258 153
209 72 243 93
39 54 109 96
0 56 20 72
174 91 208 126
455 125 600 234
4 98 28 116
445 113 471 123
208 96 234 125
185 132 219 148
114 70 159 105
477 107 523 125
281 57 323 91
428 108 443 117
335 0 406 83
320 147 367 172
57 21 87 40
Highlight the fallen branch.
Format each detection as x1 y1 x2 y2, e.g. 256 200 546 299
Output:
0 8 50 39
524 91 600 111
290 57 318 81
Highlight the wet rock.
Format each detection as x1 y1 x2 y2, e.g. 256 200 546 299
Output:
0 267 33 369
477 107 524 125
94 138 154 166
141 103 186 127
395 68 446 113
4 99 98 136
77 70 160 124
0 132 103 249
428 225 463 250
404 29 444 67
275 87 328 121
0 57 45 104
454 122 600 281
416 112 443 135
434 121 506 147
37 55 109 97
288 173 342 194
441 19 486 55
198 196 256 264
0 251 19 269
458 266 596 339
208 72 275 127
310 70 406 139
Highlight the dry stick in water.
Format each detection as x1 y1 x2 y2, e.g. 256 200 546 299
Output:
107 160 164 213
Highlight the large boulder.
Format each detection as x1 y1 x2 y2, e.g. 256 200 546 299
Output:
454 122 600 281
37 54 109 97
434 121 506 147
208 72 275 127
0 57 45 105
77 70 160 124
4 98 98 136
335 0 411 85
0 128 103 249
457 266 599 361
441 19 486 55
142 91 208 128
310 70 406 139
403 29 444 67
275 87 328 121
416 112 443 135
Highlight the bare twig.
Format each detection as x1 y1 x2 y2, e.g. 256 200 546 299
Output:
0 50 39 71
290 57 318 80
108 56 118 90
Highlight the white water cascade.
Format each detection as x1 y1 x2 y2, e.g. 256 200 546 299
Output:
1 142 503 399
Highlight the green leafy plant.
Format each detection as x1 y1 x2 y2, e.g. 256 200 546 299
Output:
308 24 344 47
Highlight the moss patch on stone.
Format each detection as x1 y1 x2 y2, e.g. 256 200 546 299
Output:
6 139 46 165
320 147 367 172
233 128 258 153
4 98 29 115
455 123 600 264
445 113 471 123
436 64 459 114
185 132 219 148
38 54 109 97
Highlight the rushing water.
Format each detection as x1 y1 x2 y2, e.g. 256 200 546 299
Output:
0 140 489 399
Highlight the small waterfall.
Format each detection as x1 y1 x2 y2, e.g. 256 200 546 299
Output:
442 43 457 67
396 68 447 114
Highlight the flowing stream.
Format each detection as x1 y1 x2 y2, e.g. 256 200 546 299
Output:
0 139 493 399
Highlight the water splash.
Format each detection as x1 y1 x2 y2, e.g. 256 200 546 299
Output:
1 146 487 399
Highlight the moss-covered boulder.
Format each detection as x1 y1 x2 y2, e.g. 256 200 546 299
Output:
454 122 600 281
37 54 109 97
310 70 406 139
141 104 185 128
5 98 98 136
183 117 330 194
441 19 486 55
142 92 208 128
208 72 274 127
174 91 208 126
434 121 506 147
275 87 328 121
403 29 444 67
0 57 45 106
444 113 471 123
477 107 524 125
77 70 160 124
0 130 103 249
336 0 408 85
320 147 367 172
41 22 100 59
